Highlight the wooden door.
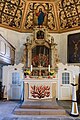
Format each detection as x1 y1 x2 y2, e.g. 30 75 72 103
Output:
58 70 72 100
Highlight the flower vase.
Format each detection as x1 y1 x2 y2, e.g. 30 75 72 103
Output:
50 76 53 79
26 75 29 79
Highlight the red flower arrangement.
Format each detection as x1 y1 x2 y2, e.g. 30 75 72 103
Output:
30 85 50 99
32 54 49 67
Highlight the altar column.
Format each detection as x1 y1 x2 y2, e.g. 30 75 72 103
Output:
51 44 59 68
51 46 54 68
27 46 32 67
24 82 28 101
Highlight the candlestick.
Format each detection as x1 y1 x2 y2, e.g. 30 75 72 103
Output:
48 65 50 72
70 76 79 117
31 65 32 72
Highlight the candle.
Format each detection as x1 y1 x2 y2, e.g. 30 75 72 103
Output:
73 75 75 79
73 75 75 84
48 65 50 72
31 65 32 72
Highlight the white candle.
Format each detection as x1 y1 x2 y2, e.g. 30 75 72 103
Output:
31 65 32 72
73 75 75 79
48 65 50 72
73 75 75 84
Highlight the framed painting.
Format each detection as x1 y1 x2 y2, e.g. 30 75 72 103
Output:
34 4 47 26
67 32 80 63
34 27 46 44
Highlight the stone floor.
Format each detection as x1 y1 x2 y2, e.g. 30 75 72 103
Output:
0 100 80 120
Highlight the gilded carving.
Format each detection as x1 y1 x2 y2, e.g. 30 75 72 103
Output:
0 0 80 32
0 0 25 28
57 0 80 30
24 2 56 31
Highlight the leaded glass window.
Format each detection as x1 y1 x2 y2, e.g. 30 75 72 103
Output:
62 72 70 84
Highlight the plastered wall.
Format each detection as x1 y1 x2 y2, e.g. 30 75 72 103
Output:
0 27 80 66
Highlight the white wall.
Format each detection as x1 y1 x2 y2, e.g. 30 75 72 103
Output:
0 27 80 65
49 33 61 56
0 27 30 64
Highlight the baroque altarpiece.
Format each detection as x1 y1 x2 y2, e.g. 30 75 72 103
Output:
21 26 59 77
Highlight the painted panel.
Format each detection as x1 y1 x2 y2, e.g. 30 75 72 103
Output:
67 32 80 63
0 41 6 55
6 46 11 57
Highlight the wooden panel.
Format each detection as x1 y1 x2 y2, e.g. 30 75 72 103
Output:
0 41 6 55
6 46 11 57
0 34 15 64
10 85 22 100
52 83 56 98
11 48 15 59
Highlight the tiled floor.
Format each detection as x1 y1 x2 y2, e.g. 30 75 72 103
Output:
0 100 80 120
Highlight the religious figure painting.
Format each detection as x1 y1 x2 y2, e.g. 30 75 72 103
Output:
34 27 47 43
67 33 80 63
34 6 47 26
25 3 56 31
37 30 44 39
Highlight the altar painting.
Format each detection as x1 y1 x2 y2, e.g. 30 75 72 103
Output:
32 46 50 67
67 33 80 63
31 45 50 76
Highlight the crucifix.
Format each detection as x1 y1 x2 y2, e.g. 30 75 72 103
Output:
72 40 80 61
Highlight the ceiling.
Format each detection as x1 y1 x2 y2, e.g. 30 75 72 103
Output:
0 0 80 33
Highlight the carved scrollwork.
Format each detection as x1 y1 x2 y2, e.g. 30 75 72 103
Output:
0 0 25 28
57 0 80 30
24 2 56 31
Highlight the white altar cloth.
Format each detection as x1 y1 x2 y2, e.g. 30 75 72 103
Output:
23 78 58 100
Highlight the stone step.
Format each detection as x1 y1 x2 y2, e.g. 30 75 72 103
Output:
14 100 67 116
20 100 63 109
21 104 63 109
14 108 66 116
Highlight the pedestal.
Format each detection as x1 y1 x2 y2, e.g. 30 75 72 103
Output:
70 83 79 117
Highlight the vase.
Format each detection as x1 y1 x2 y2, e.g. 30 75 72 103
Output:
26 75 29 79
50 76 53 79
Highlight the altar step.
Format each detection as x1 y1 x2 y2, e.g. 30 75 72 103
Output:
20 100 63 109
14 108 66 116
14 100 67 116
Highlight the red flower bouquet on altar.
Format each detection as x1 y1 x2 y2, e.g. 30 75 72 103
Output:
49 70 56 78
32 54 49 67
24 69 31 78
50 70 55 76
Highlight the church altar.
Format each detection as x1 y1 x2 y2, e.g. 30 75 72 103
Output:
23 78 58 101
21 26 59 101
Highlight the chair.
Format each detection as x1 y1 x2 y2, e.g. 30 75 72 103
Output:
0 82 5 100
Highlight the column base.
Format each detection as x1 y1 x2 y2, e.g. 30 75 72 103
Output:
70 113 79 117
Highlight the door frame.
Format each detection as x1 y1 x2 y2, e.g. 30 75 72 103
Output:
58 69 73 100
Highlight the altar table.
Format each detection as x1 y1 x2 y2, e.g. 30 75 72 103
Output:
23 78 58 101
